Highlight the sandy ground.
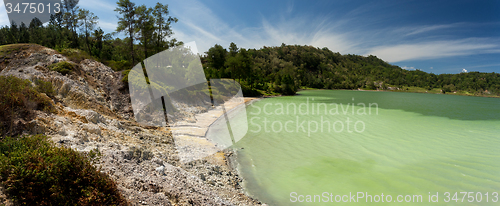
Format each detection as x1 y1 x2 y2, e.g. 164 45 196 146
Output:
169 97 260 164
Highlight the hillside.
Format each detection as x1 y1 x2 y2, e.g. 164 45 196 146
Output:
0 44 263 205
202 44 500 97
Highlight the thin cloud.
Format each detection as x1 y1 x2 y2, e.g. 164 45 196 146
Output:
365 38 499 62
465 63 500 69
98 20 117 32
78 0 116 12
170 0 359 54
403 23 463 36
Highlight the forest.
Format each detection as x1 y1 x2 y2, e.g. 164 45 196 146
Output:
1 0 499 97
202 43 500 96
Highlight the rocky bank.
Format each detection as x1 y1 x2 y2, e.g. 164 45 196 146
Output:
0 44 264 205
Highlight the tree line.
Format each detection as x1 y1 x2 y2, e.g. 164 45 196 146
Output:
0 0 179 71
202 43 500 96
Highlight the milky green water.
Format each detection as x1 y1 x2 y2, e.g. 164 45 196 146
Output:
233 90 500 205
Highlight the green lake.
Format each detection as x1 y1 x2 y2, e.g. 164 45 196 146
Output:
233 90 500 205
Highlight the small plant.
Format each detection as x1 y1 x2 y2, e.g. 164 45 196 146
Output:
0 76 54 135
49 61 74 75
34 79 56 97
121 69 131 84
0 135 129 205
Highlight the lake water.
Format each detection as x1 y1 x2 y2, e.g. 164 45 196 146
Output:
233 90 500 205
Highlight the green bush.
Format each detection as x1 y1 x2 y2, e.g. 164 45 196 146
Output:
121 69 131 84
0 135 129 205
0 76 54 134
34 79 56 97
49 61 74 75
106 60 131 72
59 48 95 63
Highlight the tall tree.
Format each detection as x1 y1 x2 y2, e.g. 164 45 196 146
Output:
62 0 80 47
115 0 137 66
8 21 19 43
136 5 154 60
28 18 43 45
205 44 227 75
78 9 99 54
152 3 178 53
19 22 29 43
92 28 104 57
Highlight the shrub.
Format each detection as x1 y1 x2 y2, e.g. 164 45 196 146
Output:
0 135 129 205
34 79 56 97
121 69 131 84
106 60 131 72
59 48 95 63
0 76 54 134
49 61 74 75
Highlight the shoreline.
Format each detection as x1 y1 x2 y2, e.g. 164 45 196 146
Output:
169 96 264 201
299 88 500 98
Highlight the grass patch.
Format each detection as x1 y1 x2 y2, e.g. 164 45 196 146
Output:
59 48 95 63
0 134 129 205
49 61 75 75
0 44 32 57
0 76 54 135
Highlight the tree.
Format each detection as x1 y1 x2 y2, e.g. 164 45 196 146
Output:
205 44 227 72
229 42 238 57
152 3 178 53
28 18 43 44
115 0 137 66
78 9 99 54
62 0 80 47
92 28 104 57
136 5 154 60
19 22 29 43
7 21 19 43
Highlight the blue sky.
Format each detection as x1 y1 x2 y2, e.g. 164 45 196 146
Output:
1 0 499 74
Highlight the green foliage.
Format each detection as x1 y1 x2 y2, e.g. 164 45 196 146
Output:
0 44 32 57
202 43 500 97
121 69 131 84
0 135 128 205
34 79 56 97
0 76 54 135
49 61 75 75
107 60 131 71
59 48 94 63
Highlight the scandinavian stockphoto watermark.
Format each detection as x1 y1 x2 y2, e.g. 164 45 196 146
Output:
248 97 378 136
128 42 248 163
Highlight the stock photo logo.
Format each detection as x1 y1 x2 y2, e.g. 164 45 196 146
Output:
128 42 248 163
4 0 67 25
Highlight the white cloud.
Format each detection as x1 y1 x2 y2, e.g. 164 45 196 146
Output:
365 38 499 62
430 67 433 69
461 68 468 73
402 66 416 70
0 0 9 26
78 0 116 12
98 20 117 33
